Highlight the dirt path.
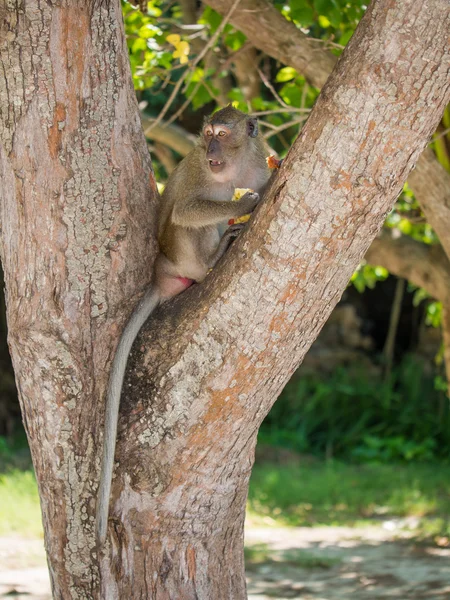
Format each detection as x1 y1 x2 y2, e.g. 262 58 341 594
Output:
246 526 450 599
1 526 449 599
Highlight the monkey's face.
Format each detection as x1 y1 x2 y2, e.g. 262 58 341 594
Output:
203 121 255 182
203 124 231 177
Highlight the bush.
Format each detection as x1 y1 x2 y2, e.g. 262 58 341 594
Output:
259 356 450 462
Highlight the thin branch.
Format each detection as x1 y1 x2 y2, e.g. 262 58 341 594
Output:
256 66 290 108
251 107 310 116
262 117 307 139
433 126 450 141
142 117 195 156
166 80 203 126
382 277 405 378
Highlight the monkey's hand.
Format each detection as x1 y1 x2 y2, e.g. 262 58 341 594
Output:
228 189 260 225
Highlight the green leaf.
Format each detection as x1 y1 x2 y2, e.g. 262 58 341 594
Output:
276 67 298 83
290 4 314 27
279 82 302 106
132 37 148 52
138 23 162 38
199 7 223 33
224 29 247 50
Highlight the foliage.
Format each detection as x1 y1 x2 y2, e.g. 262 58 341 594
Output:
248 460 450 534
259 356 450 462
0 468 43 537
0 435 42 537
276 0 365 46
122 0 330 158
350 263 388 293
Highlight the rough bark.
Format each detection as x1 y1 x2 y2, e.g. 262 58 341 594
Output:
0 1 156 598
0 1 449 600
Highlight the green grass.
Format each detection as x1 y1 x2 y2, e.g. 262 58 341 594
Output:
1 445 449 540
247 458 450 532
0 468 43 537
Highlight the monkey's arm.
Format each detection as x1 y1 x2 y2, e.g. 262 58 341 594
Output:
172 191 259 228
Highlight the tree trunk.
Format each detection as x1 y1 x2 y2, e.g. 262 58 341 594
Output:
0 0 449 599
0 2 156 597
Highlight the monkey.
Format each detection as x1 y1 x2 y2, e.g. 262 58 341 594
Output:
96 106 271 545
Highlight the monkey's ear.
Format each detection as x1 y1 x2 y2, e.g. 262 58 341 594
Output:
247 117 258 138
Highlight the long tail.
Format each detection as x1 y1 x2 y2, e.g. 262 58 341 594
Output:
96 286 160 545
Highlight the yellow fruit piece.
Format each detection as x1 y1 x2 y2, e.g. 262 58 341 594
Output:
232 188 253 201
233 214 250 224
230 188 253 225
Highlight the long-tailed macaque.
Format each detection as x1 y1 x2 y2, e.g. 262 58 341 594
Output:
96 106 271 545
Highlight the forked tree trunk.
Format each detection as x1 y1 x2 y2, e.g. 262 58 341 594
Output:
0 0 449 598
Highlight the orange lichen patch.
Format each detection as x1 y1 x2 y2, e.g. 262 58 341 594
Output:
48 104 66 159
60 11 88 129
359 120 376 154
269 286 298 336
186 545 196 580
269 314 288 336
330 169 352 192
185 354 256 449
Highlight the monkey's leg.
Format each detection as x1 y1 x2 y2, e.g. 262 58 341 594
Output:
208 224 245 269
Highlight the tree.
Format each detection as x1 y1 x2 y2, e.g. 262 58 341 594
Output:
0 0 448 598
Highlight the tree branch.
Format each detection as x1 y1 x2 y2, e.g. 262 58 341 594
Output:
365 233 450 304
407 148 450 260
203 0 336 89
142 116 195 156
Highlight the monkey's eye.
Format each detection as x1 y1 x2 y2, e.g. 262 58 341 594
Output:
218 131 227 137
205 130 213 137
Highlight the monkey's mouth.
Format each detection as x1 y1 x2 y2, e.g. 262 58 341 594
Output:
208 159 224 170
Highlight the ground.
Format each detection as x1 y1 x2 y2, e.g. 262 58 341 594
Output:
1 524 449 599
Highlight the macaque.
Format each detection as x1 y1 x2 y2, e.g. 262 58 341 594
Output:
96 106 271 545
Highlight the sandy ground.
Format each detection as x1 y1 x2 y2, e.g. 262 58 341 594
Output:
1 525 449 599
